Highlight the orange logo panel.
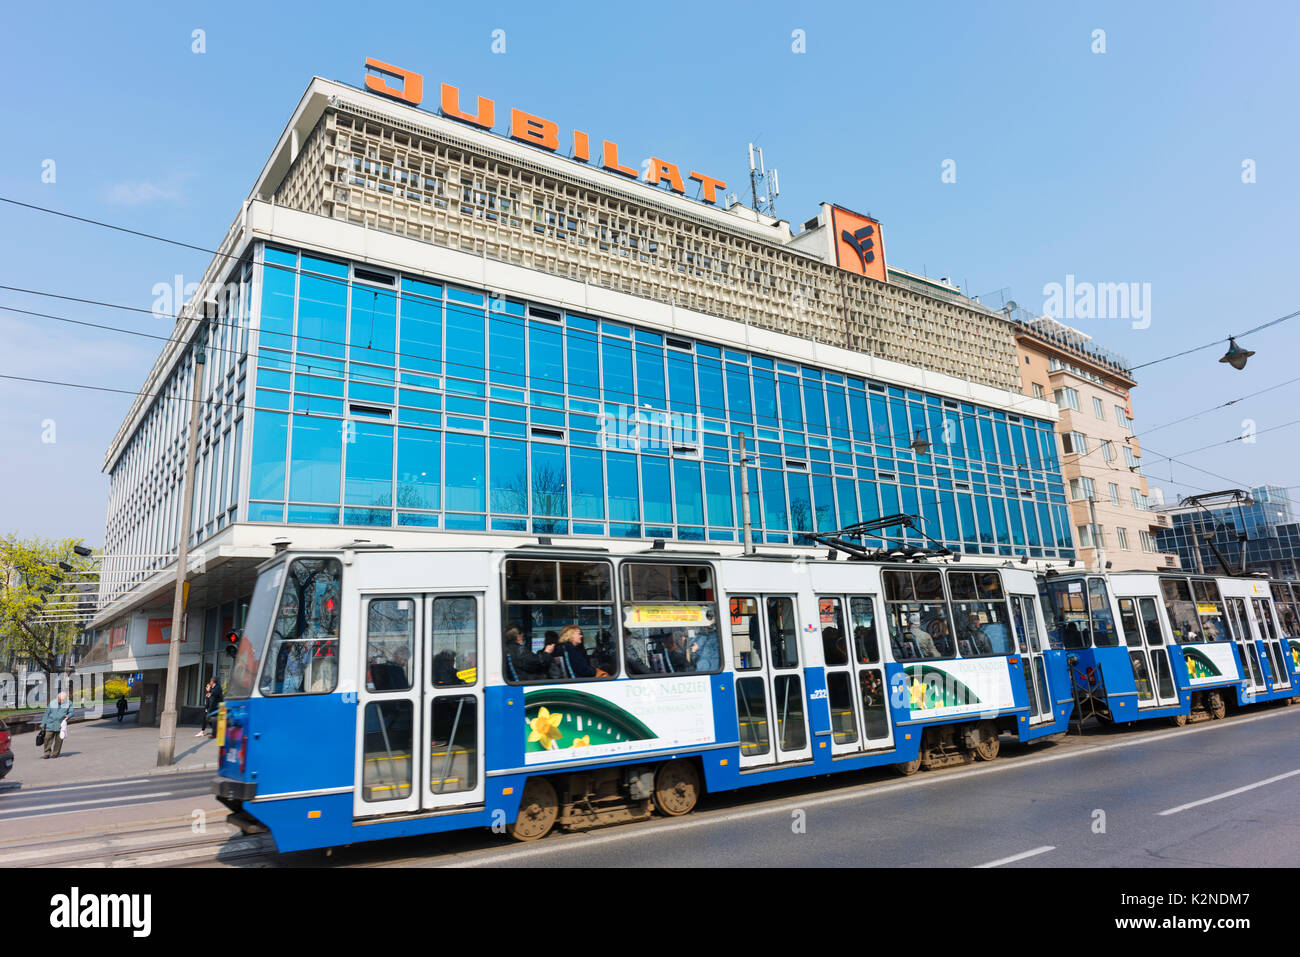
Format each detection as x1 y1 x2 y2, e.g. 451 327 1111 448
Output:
831 206 886 282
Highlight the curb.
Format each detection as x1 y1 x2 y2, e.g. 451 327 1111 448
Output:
5 761 220 792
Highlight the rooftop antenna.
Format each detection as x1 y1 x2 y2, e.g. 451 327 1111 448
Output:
748 143 779 217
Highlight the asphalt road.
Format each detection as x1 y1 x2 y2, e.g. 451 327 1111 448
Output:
5 704 1300 868
251 702 1300 869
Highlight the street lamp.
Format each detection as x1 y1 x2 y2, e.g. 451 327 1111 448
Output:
909 430 931 456
1219 338 1254 370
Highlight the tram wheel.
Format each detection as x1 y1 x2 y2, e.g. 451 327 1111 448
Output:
973 722 1000 761
893 757 922 776
654 759 701 817
1170 713 1188 728
507 777 558 842
1207 692 1226 720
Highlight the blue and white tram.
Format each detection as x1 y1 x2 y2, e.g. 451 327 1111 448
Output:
212 544 1071 853
1038 571 1300 727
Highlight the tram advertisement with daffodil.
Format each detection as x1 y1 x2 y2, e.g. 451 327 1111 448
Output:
1179 643 1237 686
901 658 1015 719
523 677 715 765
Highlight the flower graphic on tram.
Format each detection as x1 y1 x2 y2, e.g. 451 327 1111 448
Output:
523 689 656 754
905 666 981 711
1182 648 1223 680
527 707 564 750
1289 640 1300 672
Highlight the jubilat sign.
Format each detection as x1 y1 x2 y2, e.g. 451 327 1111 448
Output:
363 58 728 205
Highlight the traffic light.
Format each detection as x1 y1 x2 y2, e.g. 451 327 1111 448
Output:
222 630 241 658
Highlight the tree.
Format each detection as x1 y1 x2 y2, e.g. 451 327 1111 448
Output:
0 536 98 675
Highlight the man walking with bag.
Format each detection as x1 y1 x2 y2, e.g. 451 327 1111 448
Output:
40 691 74 759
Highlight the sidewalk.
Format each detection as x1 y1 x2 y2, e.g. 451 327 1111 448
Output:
1 714 218 791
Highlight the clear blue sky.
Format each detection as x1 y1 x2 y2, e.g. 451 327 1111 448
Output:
1 0 1297 543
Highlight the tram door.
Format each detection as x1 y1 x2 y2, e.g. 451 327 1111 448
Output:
1226 598 1267 695
730 594 813 769
1250 598 1292 691
1116 598 1179 708
354 593 485 817
1009 595 1053 723
818 595 894 756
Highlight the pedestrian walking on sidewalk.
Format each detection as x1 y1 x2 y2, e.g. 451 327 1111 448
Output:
198 677 223 737
40 692 74 759
116 694 128 723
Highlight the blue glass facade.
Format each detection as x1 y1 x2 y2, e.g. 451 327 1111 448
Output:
1157 488 1300 577
245 245 1075 557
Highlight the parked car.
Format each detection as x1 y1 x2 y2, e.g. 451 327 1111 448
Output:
0 716 12 779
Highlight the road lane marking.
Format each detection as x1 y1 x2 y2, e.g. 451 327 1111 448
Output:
0 792 175 820
437 706 1300 868
1157 767 1300 816
975 846 1055 868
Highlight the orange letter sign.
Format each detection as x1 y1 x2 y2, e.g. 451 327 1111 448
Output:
364 57 423 106
689 171 727 205
646 158 686 194
440 83 495 130
510 108 559 152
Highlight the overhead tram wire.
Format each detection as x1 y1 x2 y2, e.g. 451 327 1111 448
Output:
1129 308 1300 371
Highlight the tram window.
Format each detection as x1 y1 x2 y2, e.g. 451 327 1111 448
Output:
1088 579 1119 647
1020 596 1044 653
819 597 848 666
502 558 615 683
947 573 978 601
826 671 858 744
767 597 800 669
429 696 477 794
1253 599 1279 641
1161 577 1200 642
622 562 715 602
849 596 880 664
1276 602 1300 638
1042 580 1090 649
430 597 477 687
366 598 415 692
730 597 762 670
362 700 413 802
1190 580 1229 641
951 601 1014 657
1138 598 1165 646
1192 580 1221 603
1117 599 1140 646
620 563 720 677
884 579 954 662
259 558 341 696
227 563 284 699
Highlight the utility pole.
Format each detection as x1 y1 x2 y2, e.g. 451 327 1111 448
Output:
1087 495 1106 570
157 319 207 767
738 433 754 556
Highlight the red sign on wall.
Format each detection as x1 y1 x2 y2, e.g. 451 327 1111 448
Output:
146 619 172 645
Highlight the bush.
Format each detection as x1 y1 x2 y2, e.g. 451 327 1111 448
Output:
102 677 131 700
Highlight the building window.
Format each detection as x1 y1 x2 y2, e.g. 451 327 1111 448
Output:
1131 488 1145 510
1116 527 1130 550
1109 483 1121 506
1054 387 1080 411
1140 530 1155 553
1070 477 1096 501
1032 383 1044 399
1061 432 1088 455
1076 524 1098 548
1101 440 1114 463
1123 446 1139 469
1114 405 1131 429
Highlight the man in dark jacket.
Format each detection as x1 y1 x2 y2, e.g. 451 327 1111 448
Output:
504 626 554 681
198 678 223 737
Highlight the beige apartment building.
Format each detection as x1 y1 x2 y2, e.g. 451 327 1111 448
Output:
1015 318 1178 571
